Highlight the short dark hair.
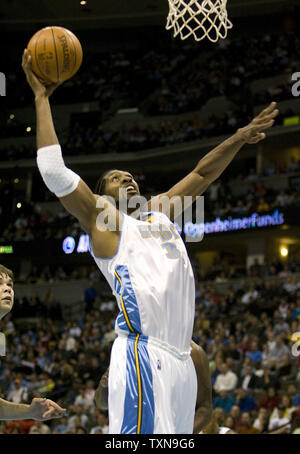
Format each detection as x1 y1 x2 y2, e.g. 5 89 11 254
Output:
0 265 14 281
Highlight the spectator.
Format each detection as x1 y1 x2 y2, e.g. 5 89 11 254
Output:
52 416 71 434
213 389 236 413
253 408 270 433
213 363 238 393
256 386 280 412
287 384 300 407
237 412 260 434
267 336 290 364
74 387 93 410
268 404 291 433
246 341 262 365
90 412 109 434
235 388 257 413
7 378 28 404
238 365 258 392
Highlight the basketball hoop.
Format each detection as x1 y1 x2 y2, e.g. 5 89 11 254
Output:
166 0 233 43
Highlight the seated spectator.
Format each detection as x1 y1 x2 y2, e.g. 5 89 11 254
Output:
273 316 290 335
253 365 279 390
256 386 280 412
274 190 289 207
268 404 291 433
257 198 270 212
267 336 290 364
29 420 51 434
287 384 300 407
270 395 296 422
277 354 293 380
68 405 89 429
235 388 257 413
213 363 238 393
211 407 225 427
253 408 270 433
90 412 109 434
246 341 262 365
52 416 71 434
223 415 236 431
224 340 243 365
236 412 260 434
229 405 241 429
241 285 259 305
7 378 28 404
213 389 236 413
238 365 257 392
74 387 93 409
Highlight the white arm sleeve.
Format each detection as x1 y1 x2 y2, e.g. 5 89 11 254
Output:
36 144 80 198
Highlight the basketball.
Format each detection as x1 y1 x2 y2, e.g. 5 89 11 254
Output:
27 26 83 84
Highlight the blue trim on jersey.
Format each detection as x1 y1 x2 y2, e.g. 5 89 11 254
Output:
114 265 142 334
121 334 155 434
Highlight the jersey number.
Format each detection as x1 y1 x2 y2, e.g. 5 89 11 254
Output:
161 242 180 259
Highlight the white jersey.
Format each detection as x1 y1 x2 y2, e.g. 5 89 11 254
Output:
90 210 195 354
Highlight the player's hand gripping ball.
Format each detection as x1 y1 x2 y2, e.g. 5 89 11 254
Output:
27 26 83 84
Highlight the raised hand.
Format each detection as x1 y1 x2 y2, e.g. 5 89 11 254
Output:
237 102 279 144
28 397 67 421
22 49 61 98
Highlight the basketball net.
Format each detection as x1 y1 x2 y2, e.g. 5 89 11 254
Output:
166 0 233 43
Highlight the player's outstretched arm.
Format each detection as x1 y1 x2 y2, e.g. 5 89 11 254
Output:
150 102 279 218
0 397 66 421
22 49 121 258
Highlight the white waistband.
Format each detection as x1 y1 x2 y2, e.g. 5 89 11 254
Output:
116 330 191 361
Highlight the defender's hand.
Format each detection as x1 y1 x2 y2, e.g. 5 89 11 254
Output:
28 398 66 421
236 102 279 144
22 48 61 98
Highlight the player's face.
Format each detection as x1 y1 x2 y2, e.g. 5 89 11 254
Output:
104 170 140 201
0 273 14 319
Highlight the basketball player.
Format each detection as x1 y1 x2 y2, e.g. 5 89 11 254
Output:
22 48 278 434
94 340 213 433
0 264 66 421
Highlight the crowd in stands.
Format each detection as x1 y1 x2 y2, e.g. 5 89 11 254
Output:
1 29 299 160
0 260 300 433
193 266 300 434
62 106 295 156
1 104 296 161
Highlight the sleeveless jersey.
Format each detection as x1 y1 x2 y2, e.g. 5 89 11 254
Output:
90 210 195 354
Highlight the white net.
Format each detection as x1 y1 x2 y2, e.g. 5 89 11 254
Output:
166 0 233 43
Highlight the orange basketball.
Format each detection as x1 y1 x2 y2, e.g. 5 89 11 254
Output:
27 26 83 84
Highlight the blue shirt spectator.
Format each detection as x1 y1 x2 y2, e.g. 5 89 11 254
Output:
237 389 257 412
246 341 262 364
213 390 236 413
